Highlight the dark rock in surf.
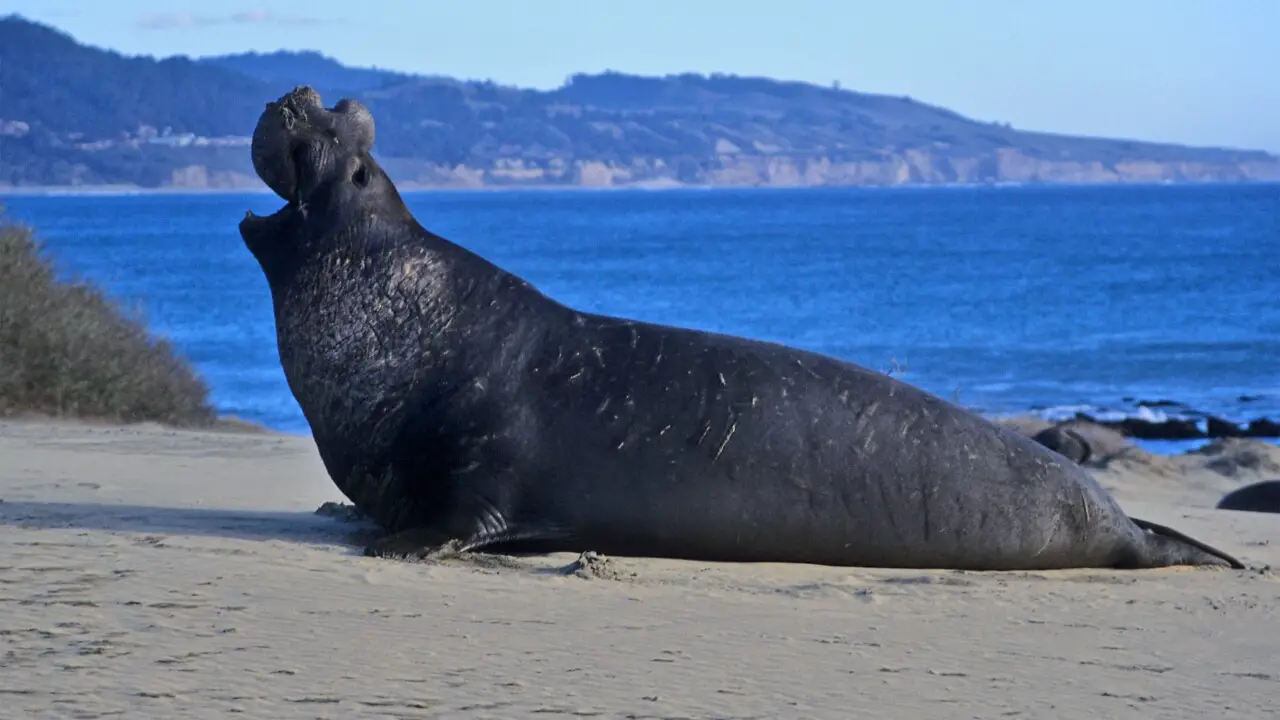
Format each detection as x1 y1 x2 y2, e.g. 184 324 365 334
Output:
1246 418 1280 438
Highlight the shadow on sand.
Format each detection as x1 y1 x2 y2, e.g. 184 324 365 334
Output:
0 502 641 578
0 500 379 549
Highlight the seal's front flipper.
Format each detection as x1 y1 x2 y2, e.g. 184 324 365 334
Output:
363 527 459 561
363 523 575 561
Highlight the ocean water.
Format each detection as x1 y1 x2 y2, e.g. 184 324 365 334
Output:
3 184 1277 452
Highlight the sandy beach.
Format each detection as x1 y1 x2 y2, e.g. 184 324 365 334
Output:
1 419 1276 719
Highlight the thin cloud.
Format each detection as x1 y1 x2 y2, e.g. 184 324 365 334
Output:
137 10 322 30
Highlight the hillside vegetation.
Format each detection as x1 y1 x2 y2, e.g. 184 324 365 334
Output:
0 208 215 425
2 14 1278 190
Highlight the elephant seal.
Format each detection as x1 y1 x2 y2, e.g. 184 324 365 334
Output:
1031 420 1135 466
1032 426 1092 465
238 86 1244 571
1216 480 1280 514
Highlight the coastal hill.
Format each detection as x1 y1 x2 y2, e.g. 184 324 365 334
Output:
3 15 1278 190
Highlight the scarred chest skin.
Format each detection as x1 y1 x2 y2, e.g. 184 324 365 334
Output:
264 221 545 533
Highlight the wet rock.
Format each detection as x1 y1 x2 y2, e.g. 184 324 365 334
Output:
1246 418 1280 437
1205 416 1248 438
1130 398 1191 410
1079 415 1205 440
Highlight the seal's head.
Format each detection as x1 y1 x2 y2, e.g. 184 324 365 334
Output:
239 86 405 269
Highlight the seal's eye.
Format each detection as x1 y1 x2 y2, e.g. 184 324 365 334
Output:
352 164 370 188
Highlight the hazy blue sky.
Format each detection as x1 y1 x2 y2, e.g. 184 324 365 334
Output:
11 0 1279 152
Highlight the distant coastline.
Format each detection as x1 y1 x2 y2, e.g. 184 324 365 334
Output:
5 15 1279 194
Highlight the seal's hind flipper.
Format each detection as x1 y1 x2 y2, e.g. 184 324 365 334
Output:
1130 517 1246 570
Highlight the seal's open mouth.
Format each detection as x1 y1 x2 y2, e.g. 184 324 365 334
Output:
242 144 306 228
241 199 294 230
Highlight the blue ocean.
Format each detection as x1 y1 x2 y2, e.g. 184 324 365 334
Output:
3 184 1277 453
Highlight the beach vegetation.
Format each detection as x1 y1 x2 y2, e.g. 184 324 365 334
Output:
0 209 216 425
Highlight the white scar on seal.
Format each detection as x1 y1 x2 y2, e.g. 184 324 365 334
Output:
713 422 738 461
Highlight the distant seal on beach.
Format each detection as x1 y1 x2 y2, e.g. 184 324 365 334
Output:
237 86 1244 571
1032 426 1093 465
1216 480 1280 514
1031 420 1135 466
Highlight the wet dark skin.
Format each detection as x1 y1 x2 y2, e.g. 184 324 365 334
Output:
240 87 1244 571
1217 480 1280 514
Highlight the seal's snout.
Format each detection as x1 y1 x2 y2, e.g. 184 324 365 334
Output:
250 86 377 202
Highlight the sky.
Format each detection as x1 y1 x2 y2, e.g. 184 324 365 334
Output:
10 0 1280 152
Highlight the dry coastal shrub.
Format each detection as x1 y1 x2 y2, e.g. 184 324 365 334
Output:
0 208 215 425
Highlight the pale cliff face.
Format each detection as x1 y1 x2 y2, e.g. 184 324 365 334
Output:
158 146 1280 191
163 151 1279 191
369 149 1280 191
